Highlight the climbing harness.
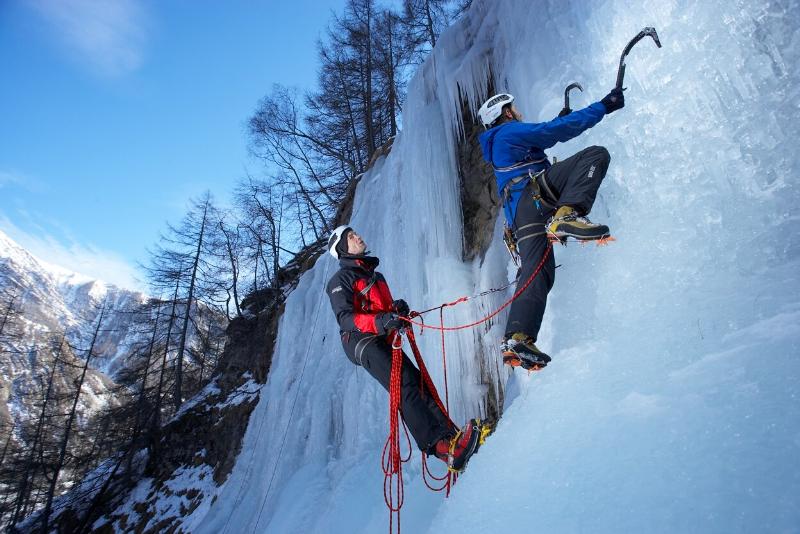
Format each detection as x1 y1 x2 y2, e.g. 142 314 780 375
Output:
499 168 557 264
502 224 521 267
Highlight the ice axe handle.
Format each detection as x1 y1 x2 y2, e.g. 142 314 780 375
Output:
615 27 662 89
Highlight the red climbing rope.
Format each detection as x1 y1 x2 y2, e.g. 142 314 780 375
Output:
402 243 552 332
406 328 454 427
382 331 411 534
381 243 553 533
416 307 458 493
382 328 457 533
439 307 450 414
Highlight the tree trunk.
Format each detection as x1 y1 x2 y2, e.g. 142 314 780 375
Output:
10 343 57 527
218 220 242 317
174 200 209 411
154 277 182 433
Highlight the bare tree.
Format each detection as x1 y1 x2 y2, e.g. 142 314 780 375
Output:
173 195 211 410
151 278 181 434
8 341 58 527
0 284 23 346
211 210 243 318
374 9 415 138
249 86 342 240
234 177 299 292
144 193 220 411
402 0 452 54
41 302 108 532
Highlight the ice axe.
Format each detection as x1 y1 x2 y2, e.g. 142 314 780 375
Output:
615 27 662 90
558 82 583 117
563 82 583 111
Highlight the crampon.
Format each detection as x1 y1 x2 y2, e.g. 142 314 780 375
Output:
547 232 616 246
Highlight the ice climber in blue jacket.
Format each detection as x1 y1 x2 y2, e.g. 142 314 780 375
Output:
477 88 625 371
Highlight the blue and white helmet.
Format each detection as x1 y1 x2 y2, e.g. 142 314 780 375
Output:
478 93 515 128
328 225 352 259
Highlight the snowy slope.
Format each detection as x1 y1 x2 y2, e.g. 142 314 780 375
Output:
167 0 799 532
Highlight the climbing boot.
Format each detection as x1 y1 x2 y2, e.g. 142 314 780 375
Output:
502 333 551 371
433 419 482 472
547 206 610 241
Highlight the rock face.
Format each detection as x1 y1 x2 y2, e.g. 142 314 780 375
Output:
454 81 507 423
456 86 500 262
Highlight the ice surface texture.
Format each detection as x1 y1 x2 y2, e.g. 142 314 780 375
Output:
183 0 800 532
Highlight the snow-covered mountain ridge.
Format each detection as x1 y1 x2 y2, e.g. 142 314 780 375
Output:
0 228 146 374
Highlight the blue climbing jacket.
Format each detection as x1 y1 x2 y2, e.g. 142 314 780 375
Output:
478 101 607 224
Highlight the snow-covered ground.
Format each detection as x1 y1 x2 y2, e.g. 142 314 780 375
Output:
149 0 799 532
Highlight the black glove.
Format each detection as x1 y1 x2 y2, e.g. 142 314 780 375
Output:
376 312 404 335
392 299 410 317
601 87 625 114
557 107 572 118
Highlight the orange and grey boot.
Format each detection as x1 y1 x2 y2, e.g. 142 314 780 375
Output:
502 333 551 371
547 206 610 241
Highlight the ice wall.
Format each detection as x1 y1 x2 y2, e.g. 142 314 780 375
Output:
194 0 800 532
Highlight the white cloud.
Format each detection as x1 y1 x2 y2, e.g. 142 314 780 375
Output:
29 0 149 77
0 171 21 189
0 169 46 193
0 214 145 292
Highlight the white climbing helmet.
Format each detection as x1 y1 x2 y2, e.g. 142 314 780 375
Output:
478 93 515 129
328 225 352 259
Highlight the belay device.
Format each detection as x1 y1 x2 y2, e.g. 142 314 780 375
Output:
503 224 520 267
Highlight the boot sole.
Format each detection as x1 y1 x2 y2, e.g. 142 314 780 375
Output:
503 353 547 371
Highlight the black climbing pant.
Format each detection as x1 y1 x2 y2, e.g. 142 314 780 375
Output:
342 332 455 452
505 145 610 341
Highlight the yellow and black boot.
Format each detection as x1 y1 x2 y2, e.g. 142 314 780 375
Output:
502 333 551 371
547 206 610 241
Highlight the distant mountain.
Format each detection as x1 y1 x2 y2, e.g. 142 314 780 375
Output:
0 229 148 456
0 229 146 374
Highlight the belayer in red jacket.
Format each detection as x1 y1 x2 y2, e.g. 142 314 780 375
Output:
326 225 482 472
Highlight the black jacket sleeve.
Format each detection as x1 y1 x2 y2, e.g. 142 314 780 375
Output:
327 272 357 332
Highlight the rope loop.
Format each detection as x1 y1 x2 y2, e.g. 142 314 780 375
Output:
401 243 552 332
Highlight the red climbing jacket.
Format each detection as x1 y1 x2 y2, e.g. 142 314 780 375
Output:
327 255 396 336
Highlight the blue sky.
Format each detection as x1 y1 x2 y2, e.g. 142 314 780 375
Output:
0 0 346 290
